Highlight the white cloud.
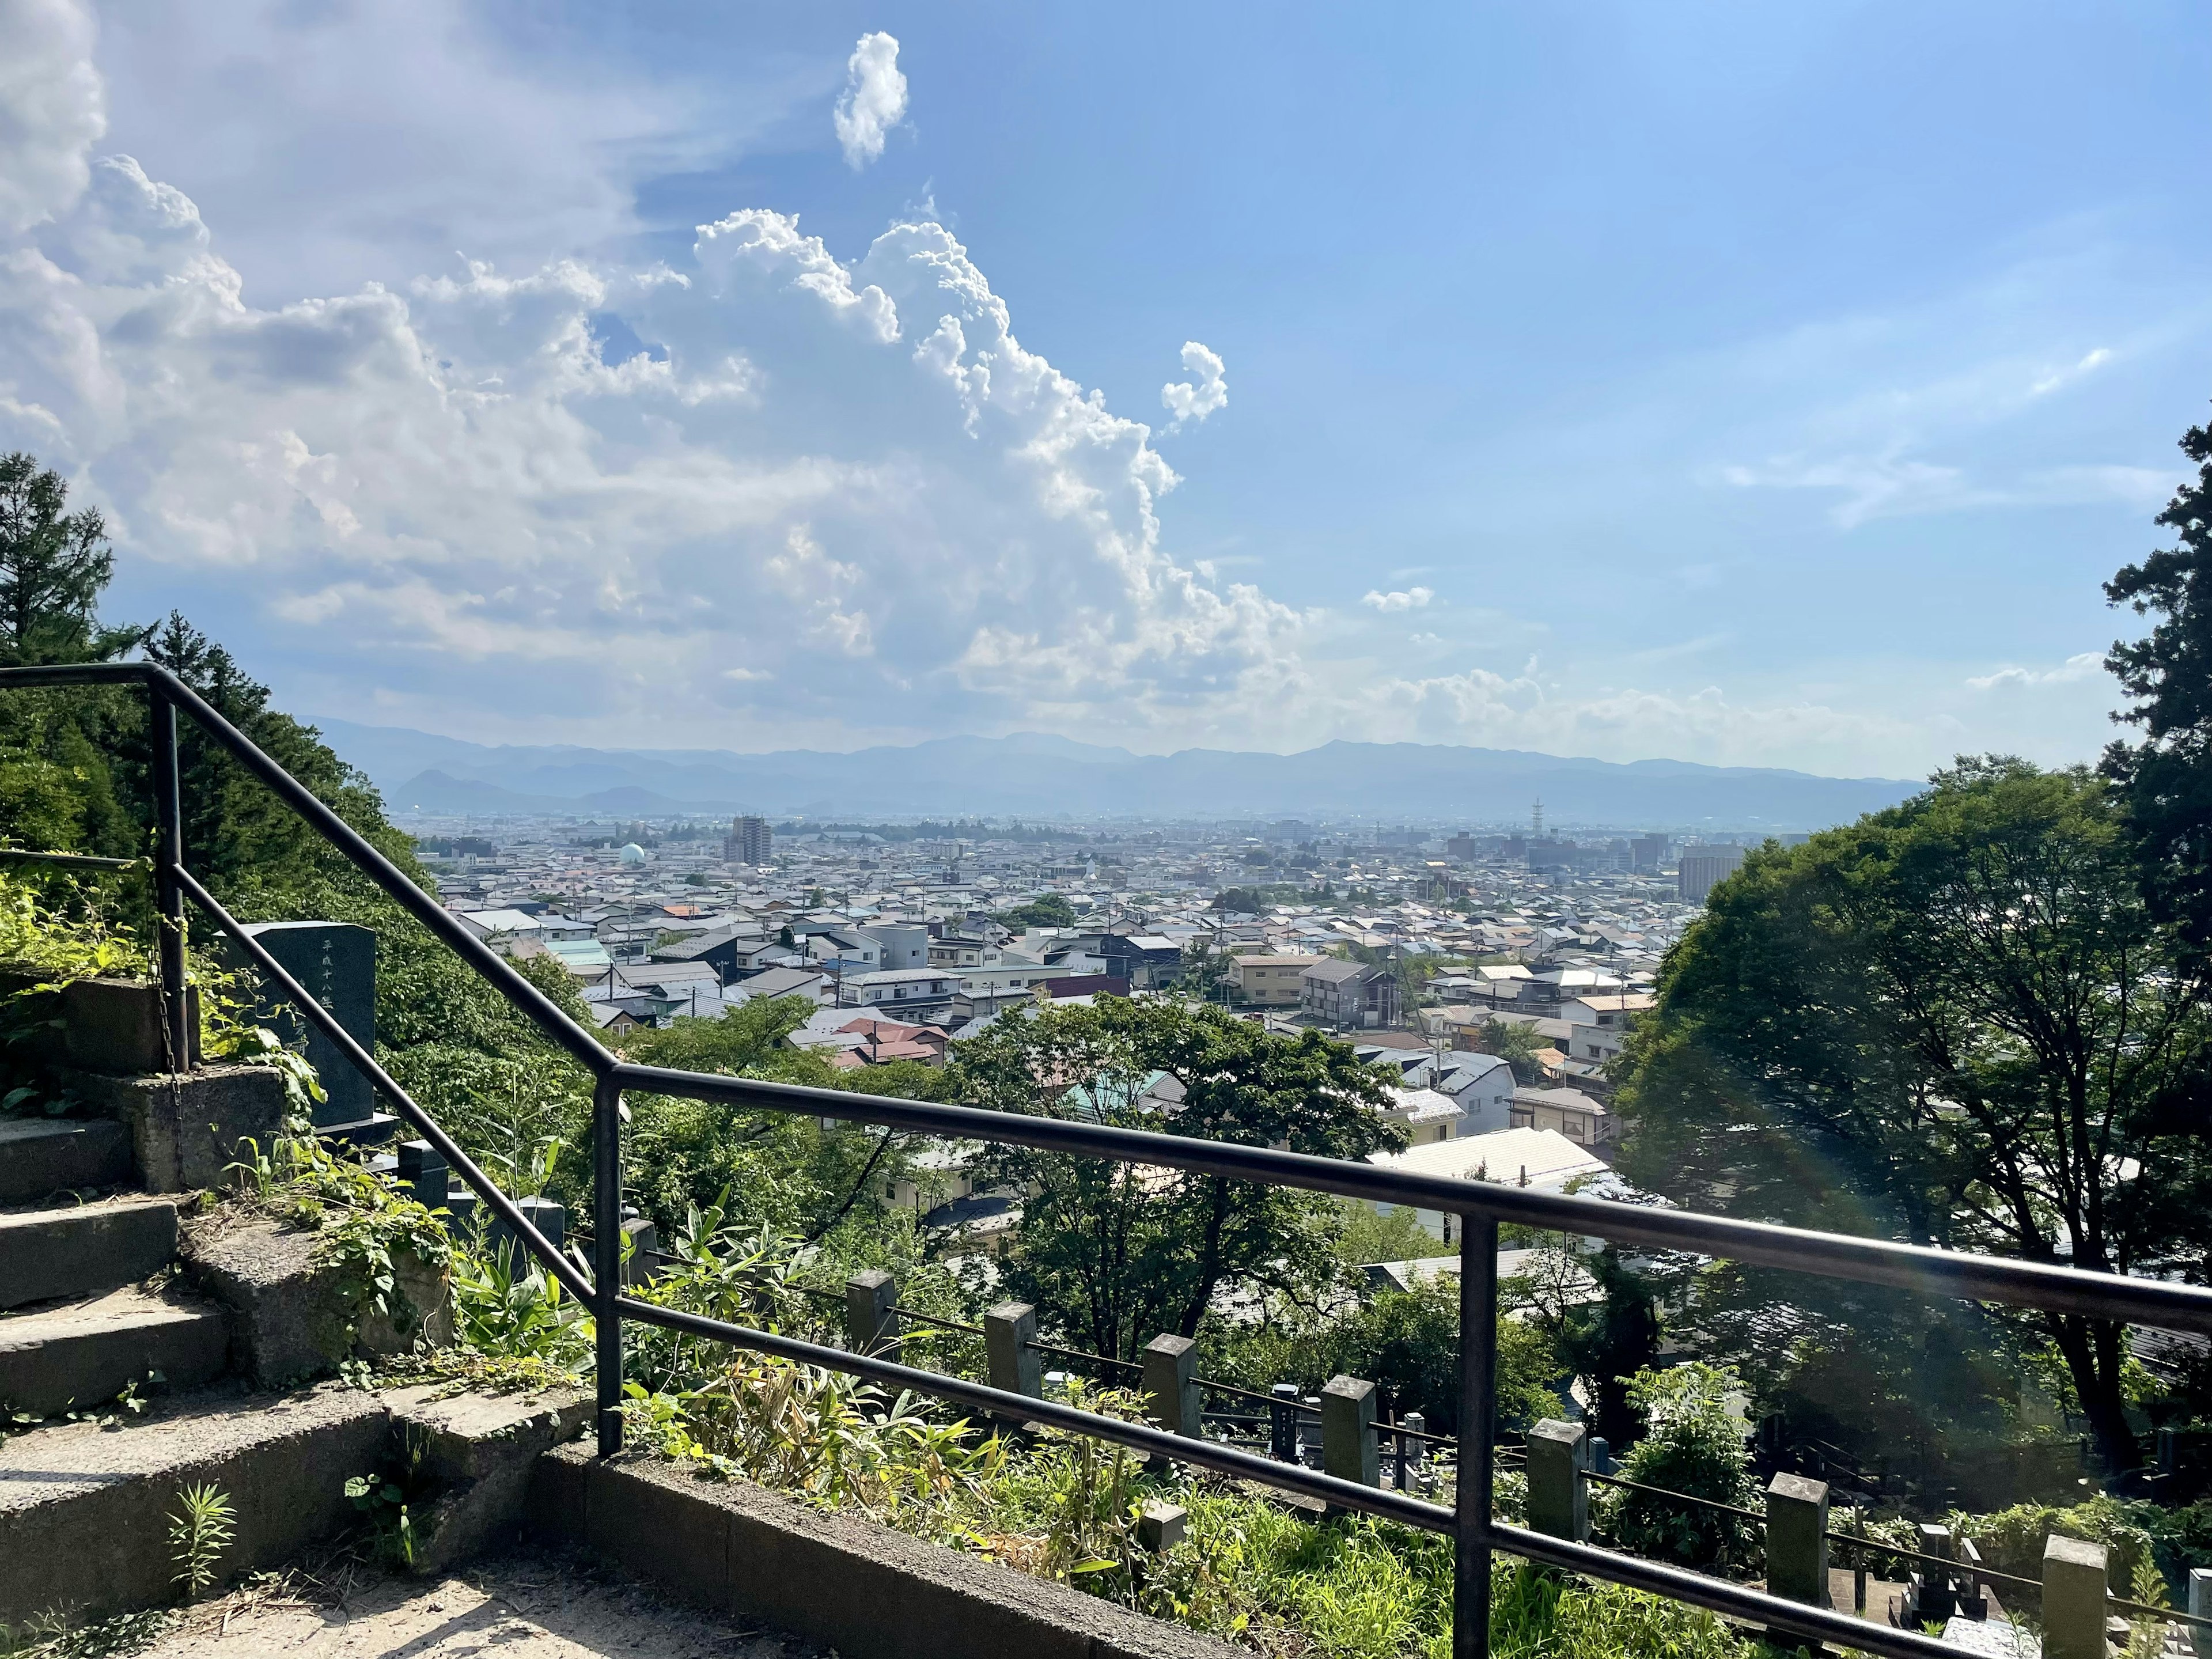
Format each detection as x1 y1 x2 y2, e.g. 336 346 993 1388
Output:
834 32 907 170
1966 651 2105 692
0 0 2043 779
81 0 748 304
0 0 104 234
0 20 1301 747
1718 452 2172 529
1160 340 1226 428
1361 587 1434 612
2030 347 2112 398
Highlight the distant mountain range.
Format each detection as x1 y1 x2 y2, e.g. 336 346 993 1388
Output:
310 719 1920 832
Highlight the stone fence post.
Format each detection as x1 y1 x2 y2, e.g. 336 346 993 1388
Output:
844 1268 900 1357
2041 1533 2108 1659
1142 1335 1200 1438
984 1302 1041 1401
396 1139 446 1210
1525 1418 1589 1541
1764 1472 1830 1610
1138 1501 1187 1553
1321 1375 1379 1488
619 1215 659 1286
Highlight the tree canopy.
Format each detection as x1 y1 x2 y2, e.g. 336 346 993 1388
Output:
1618 757 2212 1471
951 997 1404 1360
2105 402 2212 964
0 453 142 668
998 893 1077 929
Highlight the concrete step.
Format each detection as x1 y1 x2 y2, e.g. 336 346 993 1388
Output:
0 1116 133 1204
0 1284 228 1415
0 1195 178 1310
0 1380 591 1626
0 1382 388 1627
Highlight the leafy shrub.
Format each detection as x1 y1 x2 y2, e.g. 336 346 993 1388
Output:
630 1358 1005 1528
1491 1560 1757 1659
448 1236 593 1373
1958 1497 2155 1601
1601 1362 1762 1573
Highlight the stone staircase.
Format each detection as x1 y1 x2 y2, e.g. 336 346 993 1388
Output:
0 974 585 1631
0 1190 228 1414
0 975 283 1422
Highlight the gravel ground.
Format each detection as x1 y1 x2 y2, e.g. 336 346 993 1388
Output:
138 1547 824 1659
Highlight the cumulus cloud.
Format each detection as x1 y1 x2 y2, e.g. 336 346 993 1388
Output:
0 0 104 234
1361 587 1433 612
1967 652 2105 692
1160 340 1226 428
834 32 907 169
0 18 1301 746
0 0 1991 774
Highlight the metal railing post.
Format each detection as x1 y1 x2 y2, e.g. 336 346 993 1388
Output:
1456 1215 1498 1659
148 687 191 1071
594 1072 624 1455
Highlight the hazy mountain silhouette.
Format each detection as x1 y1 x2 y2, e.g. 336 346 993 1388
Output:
317 719 1919 831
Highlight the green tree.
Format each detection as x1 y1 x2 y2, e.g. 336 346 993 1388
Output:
953 998 1403 1360
999 892 1077 929
138 612 413 901
613 996 953 1237
1618 759 2212 1473
1480 1018 1551 1085
0 453 142 668
2105 402 2212 964
1506 1241 1662 1448
1179 934 1232 1003
0 453 140 857
1201 1277 1562 1431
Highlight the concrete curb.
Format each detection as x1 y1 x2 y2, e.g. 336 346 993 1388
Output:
385 1384 593 1573
56 1065 285 1194
527 1444 1243 1659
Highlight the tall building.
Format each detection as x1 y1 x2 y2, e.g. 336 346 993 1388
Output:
1677 844 1745 903
724 815 772 865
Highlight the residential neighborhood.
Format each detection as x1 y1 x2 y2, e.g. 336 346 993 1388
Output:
400 805 1713 1247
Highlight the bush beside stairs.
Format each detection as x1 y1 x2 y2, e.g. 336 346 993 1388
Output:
0 974 590 1631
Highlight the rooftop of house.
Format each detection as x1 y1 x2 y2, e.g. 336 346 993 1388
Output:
1300 959 1374 984
1370 1125 1608 1190
1385 1087 1464 1124
1512 1084 1609 1115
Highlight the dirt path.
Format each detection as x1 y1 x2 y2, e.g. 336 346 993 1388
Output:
141 1547 823 1659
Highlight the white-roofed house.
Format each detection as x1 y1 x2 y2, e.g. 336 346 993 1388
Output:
1362 1126 1608 1242
1383 1086 1465 1145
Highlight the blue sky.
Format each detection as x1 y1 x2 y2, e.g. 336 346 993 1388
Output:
9 0 2210 777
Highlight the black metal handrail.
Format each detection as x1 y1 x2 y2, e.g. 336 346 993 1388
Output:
10 658 2212 1659
0 847 138 871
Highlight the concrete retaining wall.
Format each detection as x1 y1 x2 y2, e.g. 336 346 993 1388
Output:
527 1444 1241 1659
